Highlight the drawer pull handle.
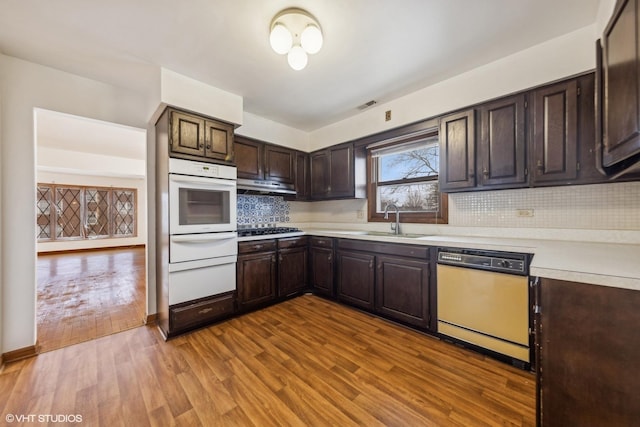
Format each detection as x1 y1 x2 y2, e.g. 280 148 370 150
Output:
199 308 213 315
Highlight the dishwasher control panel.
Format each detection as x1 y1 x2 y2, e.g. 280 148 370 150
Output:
437 248 529 275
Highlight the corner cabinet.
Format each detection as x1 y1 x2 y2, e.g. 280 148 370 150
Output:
310 143 366 200
536 278 640 426
168 108 234 164
597 0 640 174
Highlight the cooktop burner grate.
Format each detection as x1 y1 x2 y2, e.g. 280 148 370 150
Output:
237 227 302 237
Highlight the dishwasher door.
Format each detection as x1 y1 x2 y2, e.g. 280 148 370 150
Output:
437 263 530 363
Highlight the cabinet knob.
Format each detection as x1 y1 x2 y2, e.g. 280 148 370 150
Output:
369 260 373 269
206 144 211 150
279 254 283 263
482 168 489 177
537 160 544 170
271 255 276 263
199 143 204 149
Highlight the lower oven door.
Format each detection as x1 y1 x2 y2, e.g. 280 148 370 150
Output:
168 256 237 305
169 232 237 264
437 264 530 363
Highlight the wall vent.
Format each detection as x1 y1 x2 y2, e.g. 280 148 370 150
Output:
357 100 377 110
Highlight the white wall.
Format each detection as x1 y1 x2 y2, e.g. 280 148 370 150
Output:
309 25 596 150
595 0 617 35
236 112 310 151
0 54 154 353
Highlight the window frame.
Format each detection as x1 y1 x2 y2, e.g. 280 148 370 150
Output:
37 183 137 242
366 130 448 224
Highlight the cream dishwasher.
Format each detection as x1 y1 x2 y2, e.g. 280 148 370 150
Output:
436 248 533 368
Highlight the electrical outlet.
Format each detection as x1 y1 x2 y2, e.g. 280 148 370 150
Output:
516 209 534 217
357 210 364 219
385 110 391 121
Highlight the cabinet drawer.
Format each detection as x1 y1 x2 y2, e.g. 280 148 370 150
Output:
238 240 277 254
170 291 235 332
310 237 333 248
278 236 308 249
337 239 429 259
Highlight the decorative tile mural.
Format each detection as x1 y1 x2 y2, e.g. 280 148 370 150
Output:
237 194 291 226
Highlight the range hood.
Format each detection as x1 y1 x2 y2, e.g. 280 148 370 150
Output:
236 178 296 195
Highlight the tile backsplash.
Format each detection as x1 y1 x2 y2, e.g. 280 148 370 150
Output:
237 195 291 226
448 181 640 230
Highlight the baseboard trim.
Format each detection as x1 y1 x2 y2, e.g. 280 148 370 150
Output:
146 313 158 325
3 342 39 364
38 244 145 256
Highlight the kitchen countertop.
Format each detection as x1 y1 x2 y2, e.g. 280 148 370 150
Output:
299 229 640 291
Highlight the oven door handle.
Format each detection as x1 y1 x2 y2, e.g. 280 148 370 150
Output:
171 232 237 243
169 175 236 187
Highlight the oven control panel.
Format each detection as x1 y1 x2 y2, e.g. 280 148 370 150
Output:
437 249 529 275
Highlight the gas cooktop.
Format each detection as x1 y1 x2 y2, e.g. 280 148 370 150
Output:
237 227 303 237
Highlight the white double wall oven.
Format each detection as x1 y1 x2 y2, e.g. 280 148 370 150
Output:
167 158 238 306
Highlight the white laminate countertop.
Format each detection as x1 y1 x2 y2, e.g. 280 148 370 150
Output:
304 229 640 291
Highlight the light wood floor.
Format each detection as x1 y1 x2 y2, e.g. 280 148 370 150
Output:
1 295 535 426
36 247 146 353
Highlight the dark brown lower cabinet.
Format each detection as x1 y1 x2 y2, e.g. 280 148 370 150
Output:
375 256 430 328
537 278 640 426
237 240 277 310
278 237 309 297
310 237 334 297
337 250 375 311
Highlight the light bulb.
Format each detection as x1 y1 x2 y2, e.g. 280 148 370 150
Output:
270 23 292 55
301 24 323 54
287 45 308 70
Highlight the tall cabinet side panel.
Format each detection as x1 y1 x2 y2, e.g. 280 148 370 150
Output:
155 110 170 337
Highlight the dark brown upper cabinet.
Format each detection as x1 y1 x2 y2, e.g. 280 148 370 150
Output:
264 144 295 184
310 143 366 200
477 93 528 189
531 80 578 184
597 0 640 175
439 109 476 191
168 109 234 164
235 136 297 186
234 136 264 180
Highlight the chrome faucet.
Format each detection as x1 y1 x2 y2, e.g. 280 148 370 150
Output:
383 203 400 235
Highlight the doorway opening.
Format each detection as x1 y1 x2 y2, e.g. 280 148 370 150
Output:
35 109 148 353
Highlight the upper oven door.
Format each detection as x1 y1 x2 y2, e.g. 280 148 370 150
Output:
169 173 237 234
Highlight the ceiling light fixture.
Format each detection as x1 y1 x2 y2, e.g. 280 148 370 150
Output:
269 8 323 71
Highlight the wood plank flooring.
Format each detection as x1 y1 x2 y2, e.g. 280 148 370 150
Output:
36 247 146 353
1 295 535 426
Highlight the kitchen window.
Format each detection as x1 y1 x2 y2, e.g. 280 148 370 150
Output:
367 132 447 223
37 184 137 241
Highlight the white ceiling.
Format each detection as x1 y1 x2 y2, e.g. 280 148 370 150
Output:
0 0 601 132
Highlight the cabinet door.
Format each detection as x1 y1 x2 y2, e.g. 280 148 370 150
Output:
237 251 277 309
235 137 264 180
328 145 354 198
478 94 528 188
439 109 476 191
204 120 234 163
600 0 640 168
265 145 295 184
531 80 578 183
310 246 334 297
295 152 310 200
170 110 205 157
538 279 640 426
310 150 329 198
375 256 430 328
278 246 308 297
337 250 375 311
